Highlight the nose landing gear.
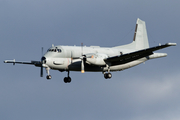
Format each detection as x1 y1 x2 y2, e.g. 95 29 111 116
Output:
46 67 52 80
46 75 52 79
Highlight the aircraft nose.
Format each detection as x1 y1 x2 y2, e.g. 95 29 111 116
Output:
41 56 46 64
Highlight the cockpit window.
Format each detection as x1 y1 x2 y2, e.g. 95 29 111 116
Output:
47 48 61 53
57 49 61 52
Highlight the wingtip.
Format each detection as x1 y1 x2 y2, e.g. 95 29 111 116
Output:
166 43 177 46
4 59 16 64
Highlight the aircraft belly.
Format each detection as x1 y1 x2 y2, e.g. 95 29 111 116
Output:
68 58 146 72
109 59 146 71
68 61 103 72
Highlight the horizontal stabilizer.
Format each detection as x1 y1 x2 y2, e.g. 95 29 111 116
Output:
149 53 167 59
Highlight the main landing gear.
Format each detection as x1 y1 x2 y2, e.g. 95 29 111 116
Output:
64 71 71 83
103 65 112 79
104 73 112 79
103 64 112 79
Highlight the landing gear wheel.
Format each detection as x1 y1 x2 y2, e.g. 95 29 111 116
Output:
104 73 108 79
107 73 112 78
46 75 52 80
64 77 71 83
104 73 112 79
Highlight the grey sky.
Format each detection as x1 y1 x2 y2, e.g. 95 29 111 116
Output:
1 0 180 120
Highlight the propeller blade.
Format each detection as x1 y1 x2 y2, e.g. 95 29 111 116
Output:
42 47 43 56
81 59 85 73
40 64 43 77
40 47 44 77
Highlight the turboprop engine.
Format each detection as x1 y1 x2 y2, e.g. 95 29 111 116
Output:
86 53 108 66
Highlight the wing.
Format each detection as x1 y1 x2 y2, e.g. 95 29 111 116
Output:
4 59 41 67
104 43 176 66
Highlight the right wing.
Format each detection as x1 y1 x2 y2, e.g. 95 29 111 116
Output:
104 43 176 66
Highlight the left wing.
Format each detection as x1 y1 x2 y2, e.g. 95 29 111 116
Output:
104 43 176 66
4 59 41 67
4 59 46 77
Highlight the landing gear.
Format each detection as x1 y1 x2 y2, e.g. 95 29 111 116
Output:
64 77 71 83
46 75 52 79
64 71 71 83
103 64 112 79
46 67 52 80
104 73 112 79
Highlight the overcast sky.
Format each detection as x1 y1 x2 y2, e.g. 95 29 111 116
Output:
0 0 180 120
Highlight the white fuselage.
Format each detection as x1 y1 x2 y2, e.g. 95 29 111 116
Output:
43 45 148 72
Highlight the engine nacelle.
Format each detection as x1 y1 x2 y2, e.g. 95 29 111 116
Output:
86 53 108 66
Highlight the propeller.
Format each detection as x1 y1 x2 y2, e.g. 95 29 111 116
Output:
40 64 43 77
71 43 86 73
81 43 85 73
40 47 44 77
81 57 85 73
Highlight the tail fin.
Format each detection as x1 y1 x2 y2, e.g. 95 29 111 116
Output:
114 18 149 50
133 18 149 49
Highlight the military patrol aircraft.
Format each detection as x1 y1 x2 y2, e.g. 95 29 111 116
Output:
4 18 176 83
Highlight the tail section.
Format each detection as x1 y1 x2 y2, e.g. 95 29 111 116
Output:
133 18 149 49
114 18 149 50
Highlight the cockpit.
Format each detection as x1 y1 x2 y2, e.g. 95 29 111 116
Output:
47 47 62 53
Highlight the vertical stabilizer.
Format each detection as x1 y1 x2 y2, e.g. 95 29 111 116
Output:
134 18 149 49
114 18 149 50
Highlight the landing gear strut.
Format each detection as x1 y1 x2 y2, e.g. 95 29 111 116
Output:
64 71 71 83
103 65 112 79
46 67 52 80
